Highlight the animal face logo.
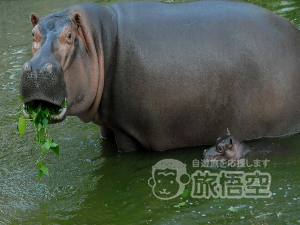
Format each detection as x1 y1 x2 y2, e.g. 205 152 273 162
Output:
148 159 190 200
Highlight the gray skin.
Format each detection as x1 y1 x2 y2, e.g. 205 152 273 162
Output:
19 1 300 152
203 130 251 160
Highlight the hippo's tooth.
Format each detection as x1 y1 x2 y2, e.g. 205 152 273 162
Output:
22 105 30 118
50 107 67 120
22 98 67 121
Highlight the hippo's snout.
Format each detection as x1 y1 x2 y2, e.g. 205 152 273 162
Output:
203 147 217 160
19 60 67 122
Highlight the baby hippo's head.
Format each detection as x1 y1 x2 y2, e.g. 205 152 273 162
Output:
203 129 250 160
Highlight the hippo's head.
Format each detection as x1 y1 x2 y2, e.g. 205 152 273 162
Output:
203 129 250 160
19 4 105 123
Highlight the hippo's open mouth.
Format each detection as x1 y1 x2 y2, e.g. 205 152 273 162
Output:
23 99 67 123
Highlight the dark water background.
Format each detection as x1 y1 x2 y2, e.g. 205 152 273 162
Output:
0 0 300 224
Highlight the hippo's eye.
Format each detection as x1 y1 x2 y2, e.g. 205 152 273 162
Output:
67 33 72 39
217 146 223 153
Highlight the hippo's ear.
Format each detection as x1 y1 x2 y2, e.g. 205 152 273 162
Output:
31 13 39 27
72 12 89 53
227 138 234 151
226 128 230 136
73 13 82 28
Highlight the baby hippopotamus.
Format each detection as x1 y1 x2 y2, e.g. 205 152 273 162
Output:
203 129 251 160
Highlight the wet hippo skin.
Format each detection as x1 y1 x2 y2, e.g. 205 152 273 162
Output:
203 129 251 160
19 1 300 152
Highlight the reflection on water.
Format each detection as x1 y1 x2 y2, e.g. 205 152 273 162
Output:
0 0 300 224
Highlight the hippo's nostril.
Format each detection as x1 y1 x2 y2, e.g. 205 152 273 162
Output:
46 64 53 71
43 63 53 72
23 63 31 72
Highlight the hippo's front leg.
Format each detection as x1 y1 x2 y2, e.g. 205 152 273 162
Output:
100 126 115 141
114 129 141 152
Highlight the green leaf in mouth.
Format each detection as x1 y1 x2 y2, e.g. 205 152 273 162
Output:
16 99 66 180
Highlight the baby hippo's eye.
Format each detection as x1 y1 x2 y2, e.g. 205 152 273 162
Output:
67 33 72 39
217 146 223 153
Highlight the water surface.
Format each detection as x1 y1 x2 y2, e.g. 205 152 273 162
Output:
0 0 300 224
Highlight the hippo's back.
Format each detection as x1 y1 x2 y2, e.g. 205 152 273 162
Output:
104 0 300 150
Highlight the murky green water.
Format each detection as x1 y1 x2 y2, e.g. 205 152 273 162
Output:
1 0 300 224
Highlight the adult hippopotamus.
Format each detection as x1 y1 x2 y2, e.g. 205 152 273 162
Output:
19 0 300 152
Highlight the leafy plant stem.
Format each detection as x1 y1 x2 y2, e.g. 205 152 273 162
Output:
16 97 66 180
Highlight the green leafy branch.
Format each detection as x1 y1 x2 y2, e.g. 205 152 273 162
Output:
16 95 64 180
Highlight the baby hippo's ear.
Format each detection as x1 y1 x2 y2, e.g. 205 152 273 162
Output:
226 128 230 136
227 138 235 151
